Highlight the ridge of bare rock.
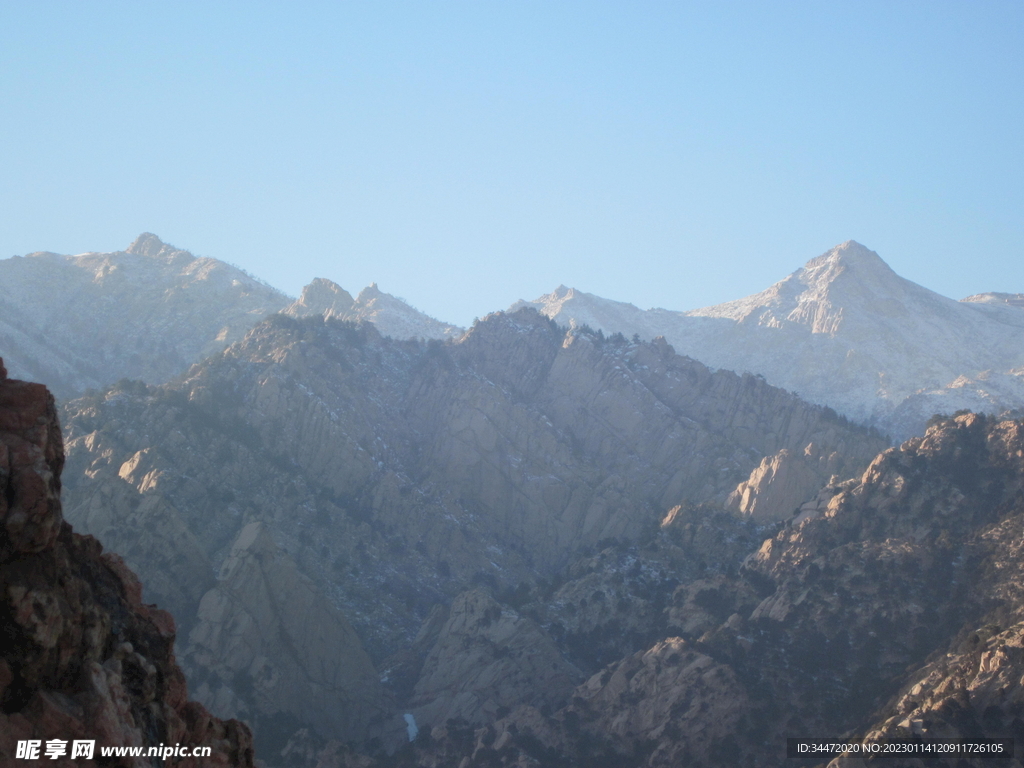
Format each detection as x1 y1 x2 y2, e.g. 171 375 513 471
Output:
286 279 462 341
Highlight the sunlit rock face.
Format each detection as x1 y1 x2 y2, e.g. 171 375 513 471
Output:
0 358 254 767
517 241 1024 439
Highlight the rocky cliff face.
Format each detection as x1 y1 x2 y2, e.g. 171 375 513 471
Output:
516 241 1024 439
55 309 885 760
0 358 253 767
408 590 581 729
184 522 388 747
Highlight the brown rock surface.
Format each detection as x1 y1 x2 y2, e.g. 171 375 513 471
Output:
727 445 842 522
0 359 253 767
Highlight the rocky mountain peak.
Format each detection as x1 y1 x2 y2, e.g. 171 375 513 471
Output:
797 240 899 296
288 278 356 319
358 282 383 301
125 232 189 260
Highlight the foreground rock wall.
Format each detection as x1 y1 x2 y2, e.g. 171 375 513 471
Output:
0 358 253 767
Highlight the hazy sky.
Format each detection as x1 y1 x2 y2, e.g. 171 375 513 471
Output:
2 2 1021 326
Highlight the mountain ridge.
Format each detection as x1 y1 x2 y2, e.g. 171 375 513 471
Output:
0 234 465 398
517 241 1024 438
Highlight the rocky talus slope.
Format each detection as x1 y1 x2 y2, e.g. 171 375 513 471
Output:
56 309 885 758
0 359 253 767
516 241 1024 439
391 413 1024 768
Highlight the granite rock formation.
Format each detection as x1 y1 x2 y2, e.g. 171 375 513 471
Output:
409 590 581 729
0 358 253 767
286 278 463 341
184 522 388 747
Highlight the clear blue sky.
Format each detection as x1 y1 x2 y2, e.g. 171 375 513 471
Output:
2 2 1021 326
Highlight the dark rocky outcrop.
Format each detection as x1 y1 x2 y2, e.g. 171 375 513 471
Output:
0 359 253 767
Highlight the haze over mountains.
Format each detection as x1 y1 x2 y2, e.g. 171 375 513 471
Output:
517 241 1024 439
4 233 1024 766
0 234 456 399
3 235 1020 442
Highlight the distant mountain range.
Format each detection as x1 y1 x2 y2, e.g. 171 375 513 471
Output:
2 235 1020 439
0 233 456 398
515 241 1024 438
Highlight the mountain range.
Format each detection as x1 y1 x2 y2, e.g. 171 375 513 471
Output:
4 235 1019 442
3 233 1024 766
0 234 456 399
515 241 1024 439
56 308 886 754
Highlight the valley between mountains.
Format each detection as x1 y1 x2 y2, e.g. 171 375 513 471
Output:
2 234 1023 767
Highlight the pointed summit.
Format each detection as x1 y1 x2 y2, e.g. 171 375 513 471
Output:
124 233 196 263
126 232 170 257
357 282 383 303
286 278 356 320
802 240 896 281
